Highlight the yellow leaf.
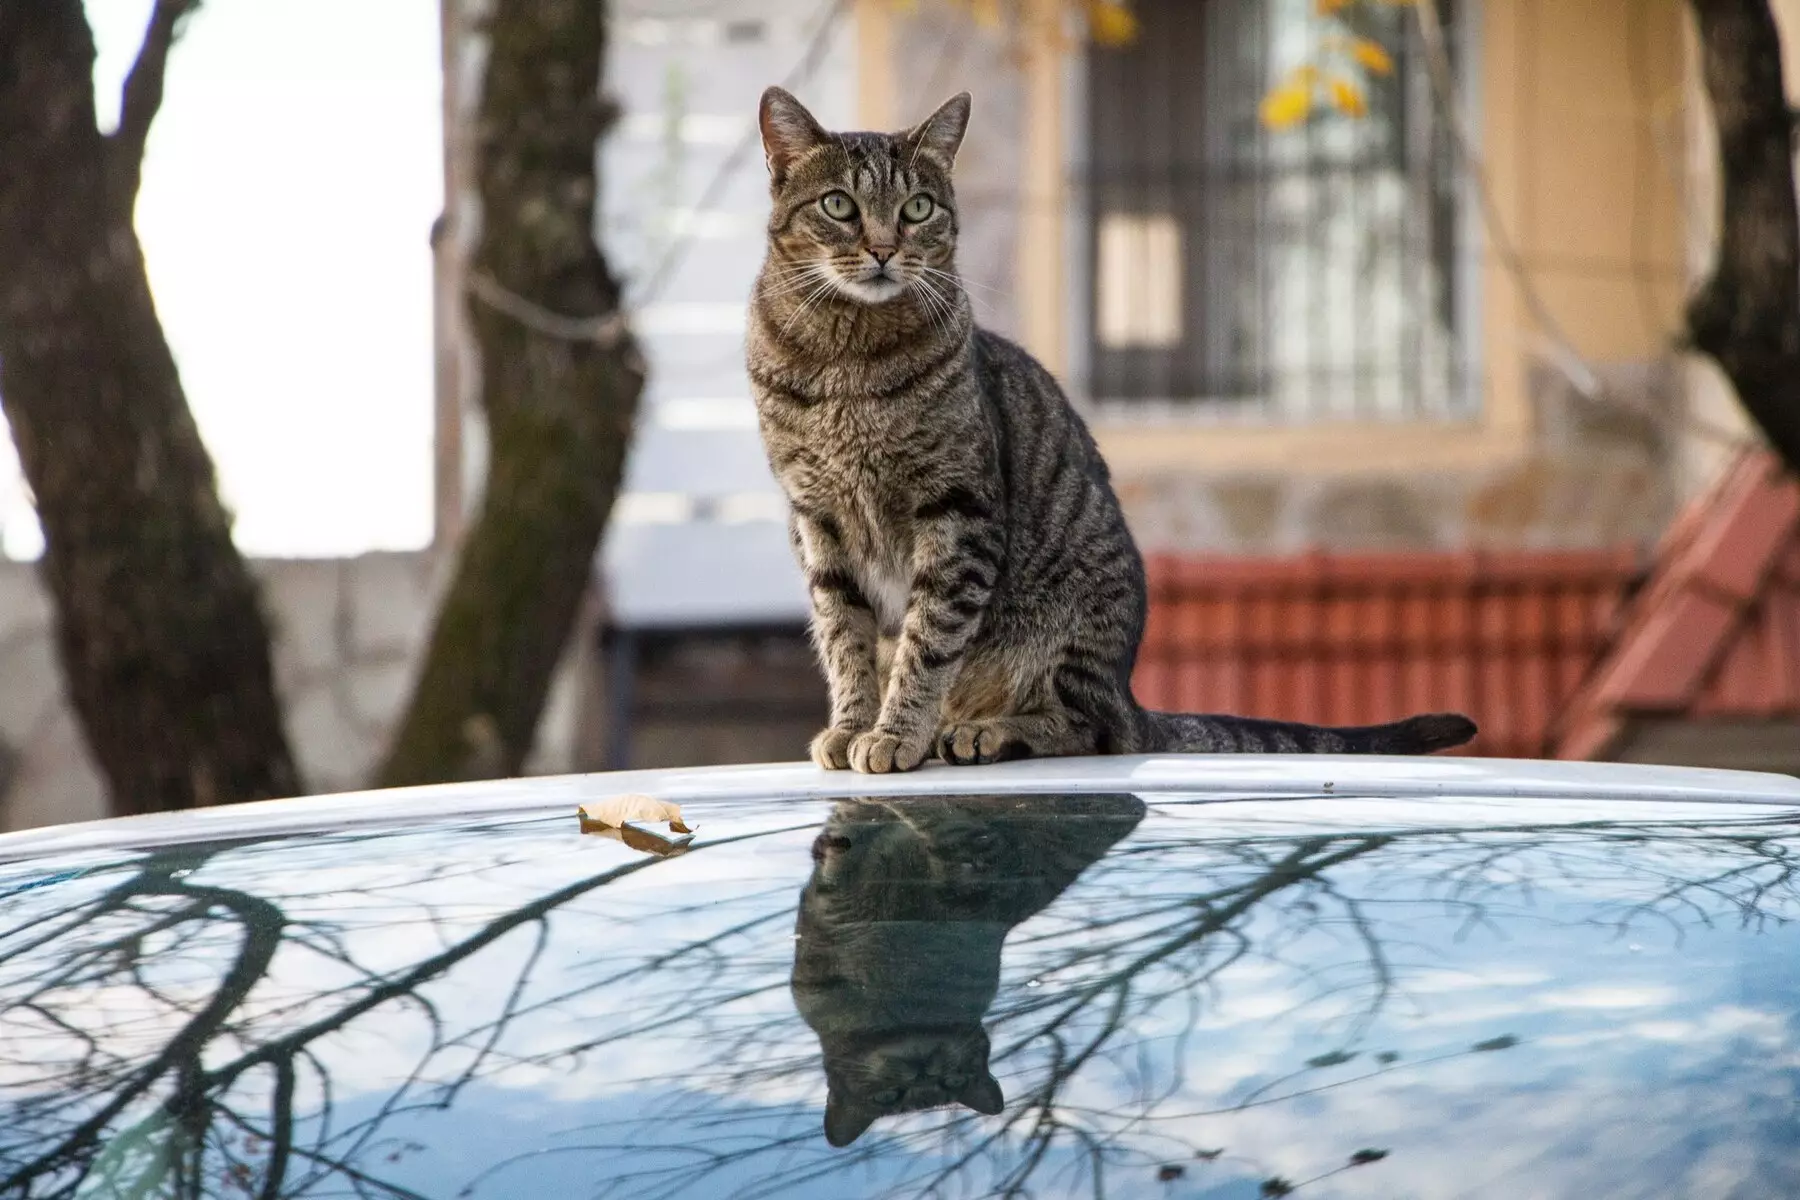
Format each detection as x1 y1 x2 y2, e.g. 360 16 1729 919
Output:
1316 0 1352 12
1349 36 1393 74
578 793 693 831
579 821 693 856
1259 81 1313 130
577 793 686 827
970 0 1002 29
578 793 695 856
1085 0 1138 46
617 824 692 857
1328 76 1368 117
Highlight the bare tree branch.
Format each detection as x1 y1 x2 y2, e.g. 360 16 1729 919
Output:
110 0 201 204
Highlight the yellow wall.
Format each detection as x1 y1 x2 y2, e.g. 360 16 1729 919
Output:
1040 0 1688 475
1488 0 1688 359
1478 0 1688 465
855 1 1695 476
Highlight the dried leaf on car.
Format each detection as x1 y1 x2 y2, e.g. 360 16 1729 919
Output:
577 793 695 856
578 793 692 831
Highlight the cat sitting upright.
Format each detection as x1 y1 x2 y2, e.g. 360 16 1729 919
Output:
745 87 1476 775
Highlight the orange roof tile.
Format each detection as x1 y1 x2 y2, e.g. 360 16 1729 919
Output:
1553 450 1800 760
1136 548 1642 758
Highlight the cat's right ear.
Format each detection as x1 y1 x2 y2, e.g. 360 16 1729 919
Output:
760 86 828 186
823 1088 879 1147
904 92 972 168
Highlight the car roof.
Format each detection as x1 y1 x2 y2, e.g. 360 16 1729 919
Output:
1 754 1796 864
6 758 1800 1195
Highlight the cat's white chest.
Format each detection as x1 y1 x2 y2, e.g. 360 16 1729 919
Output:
856 555 911 636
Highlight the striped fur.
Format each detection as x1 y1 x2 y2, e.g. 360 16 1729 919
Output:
746 88 1477 774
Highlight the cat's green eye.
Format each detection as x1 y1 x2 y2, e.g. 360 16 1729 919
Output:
820 191 857 220
901 194 935 223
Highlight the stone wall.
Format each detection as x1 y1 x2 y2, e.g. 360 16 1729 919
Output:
1114 359 1682 554
0 552 589 832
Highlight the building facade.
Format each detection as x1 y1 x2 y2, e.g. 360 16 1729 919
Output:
572 0 1794 769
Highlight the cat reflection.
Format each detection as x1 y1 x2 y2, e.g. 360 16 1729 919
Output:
790 793 1145 1146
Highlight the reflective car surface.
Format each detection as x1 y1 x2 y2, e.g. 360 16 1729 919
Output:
2 757 1799 1199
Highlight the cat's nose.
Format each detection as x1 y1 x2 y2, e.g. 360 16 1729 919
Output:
866 246 896 266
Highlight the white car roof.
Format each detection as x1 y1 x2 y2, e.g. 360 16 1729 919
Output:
1 755 1796 865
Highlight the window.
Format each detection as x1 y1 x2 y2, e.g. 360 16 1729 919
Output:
1084 0 1470 422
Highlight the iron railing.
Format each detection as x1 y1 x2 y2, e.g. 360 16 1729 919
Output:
1082 0 1470 423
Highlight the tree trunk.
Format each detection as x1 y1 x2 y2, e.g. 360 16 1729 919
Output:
1687 0 1800 474
0 2 300 815
376 0 643 786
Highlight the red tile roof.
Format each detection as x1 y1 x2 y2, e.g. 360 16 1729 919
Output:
1135 548 1642 758
1554 450 1800 759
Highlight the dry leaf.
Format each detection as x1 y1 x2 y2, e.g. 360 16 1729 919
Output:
578 822 694 857
618 824 693 857
577 793 696 857
1328 76 1367 117
1349 36 1394 74
578 793 688 829
1085 0 1139 46
1259 80 1312 130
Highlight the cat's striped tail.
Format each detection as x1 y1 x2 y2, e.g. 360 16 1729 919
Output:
1143 710 1477 756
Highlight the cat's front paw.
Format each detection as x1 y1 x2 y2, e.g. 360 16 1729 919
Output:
938 720 1023 766
847 728 931 774
810 725 866 770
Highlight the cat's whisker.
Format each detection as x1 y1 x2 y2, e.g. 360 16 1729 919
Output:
762 260 831 281
780 275 841 335
926 282 959 335
907 275 945 335
921 266 1006 300
764 269 828 289
758 281 822 303
915 268 989 318
763 261 835 283
759 277 821 300
780 292 833 336
912 274 961 336
918 263 987 286
761 266 836 299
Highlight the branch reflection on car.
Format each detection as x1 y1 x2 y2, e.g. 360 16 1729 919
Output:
2 800 1798 1197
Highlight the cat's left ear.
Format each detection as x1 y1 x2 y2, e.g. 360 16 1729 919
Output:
905 92 972 168
957 1072 1005 1116
760 86 829 185
823 1088 879 1147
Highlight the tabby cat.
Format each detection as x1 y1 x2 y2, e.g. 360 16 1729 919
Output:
746 87 1477 775
790 793 1146 1146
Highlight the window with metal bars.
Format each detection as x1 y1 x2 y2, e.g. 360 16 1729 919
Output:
1083 0 1471 423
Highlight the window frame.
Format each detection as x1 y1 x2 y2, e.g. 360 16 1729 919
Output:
1061 0 1485 431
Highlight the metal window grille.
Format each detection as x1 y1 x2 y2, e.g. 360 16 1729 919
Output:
1083 0 1471 423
